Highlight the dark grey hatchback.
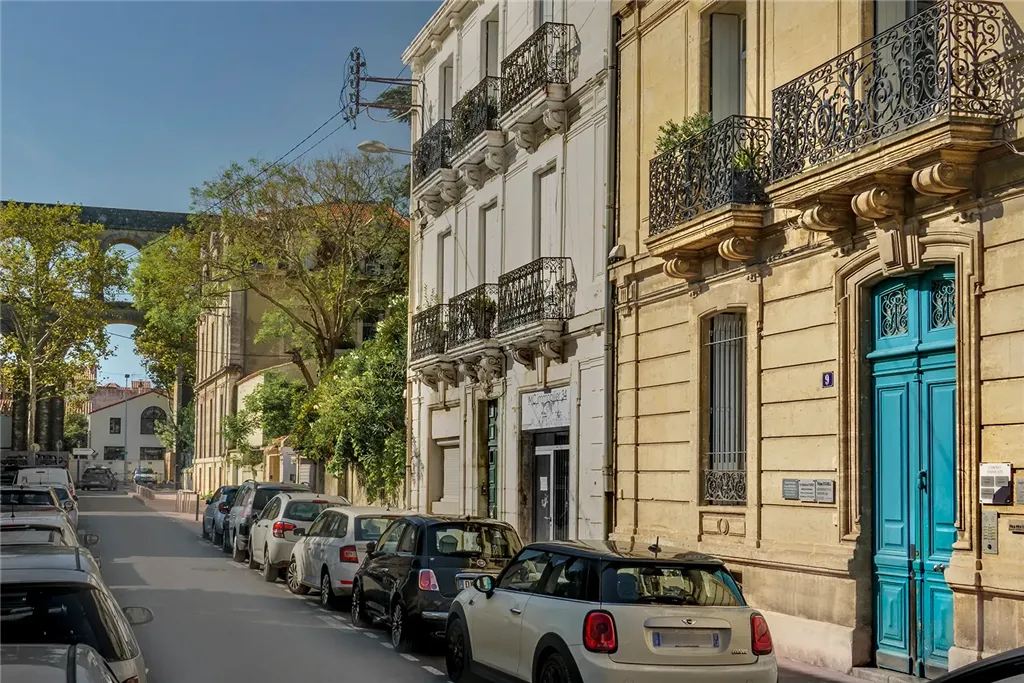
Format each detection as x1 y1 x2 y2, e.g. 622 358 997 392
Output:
351 515 522 652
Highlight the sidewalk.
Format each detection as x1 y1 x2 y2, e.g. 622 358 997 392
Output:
779 658 861 683
130 488 202 530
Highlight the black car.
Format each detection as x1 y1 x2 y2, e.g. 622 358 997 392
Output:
350 515 522 652
80 467 117 491
931 647 1024 682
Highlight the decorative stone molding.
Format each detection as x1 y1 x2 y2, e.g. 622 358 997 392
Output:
851 186 904 221
541 106 568 135
418 369 440 391
876 217 923 276
663 255 701 281
422 195 445 218
437 169 462 205
912 160 973 196
538 338 563 361
437 362 457 388
477 352 503 384
797 195 854 233
508 346 535 370
718 236 756 262
483 147 507 175
509 123 537 153
460 164 487 191
459 360 479 383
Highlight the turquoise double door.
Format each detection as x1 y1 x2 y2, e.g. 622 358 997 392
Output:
869 267 957 678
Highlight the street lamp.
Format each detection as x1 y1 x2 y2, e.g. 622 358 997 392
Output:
358 140 412 156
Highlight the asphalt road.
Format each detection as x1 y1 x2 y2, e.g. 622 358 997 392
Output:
77 491 450 683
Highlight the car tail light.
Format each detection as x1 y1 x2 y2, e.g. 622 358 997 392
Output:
417 569 439 591
583 611 617 653
340 545 359 563
272 521 296 538
218 502 230 514
751 613 773 655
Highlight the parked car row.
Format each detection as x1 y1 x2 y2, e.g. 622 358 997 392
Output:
1 466 155 683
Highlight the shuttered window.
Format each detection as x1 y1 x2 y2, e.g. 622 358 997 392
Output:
710 13 745 122
704 312 747 505
442 446 461 502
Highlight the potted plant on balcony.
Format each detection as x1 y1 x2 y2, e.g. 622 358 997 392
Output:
654 112 712 155
731 146 762 204
467 292 498 339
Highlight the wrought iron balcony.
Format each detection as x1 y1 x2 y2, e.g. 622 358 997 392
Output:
500 22 577 114
410 304 447 361
412 120 454 187
497 257 576 334
453 77 502 152
703 468 747 506
649 116 771 236
771 0 1019 182
447 284 500 349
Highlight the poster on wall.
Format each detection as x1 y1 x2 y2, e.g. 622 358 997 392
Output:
979 462 1012 505
520 387 571 431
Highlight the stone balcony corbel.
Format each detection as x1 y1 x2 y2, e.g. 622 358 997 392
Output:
912 150 977 197
646 204 766 281
850 176 921 276
452 130 507 190
500 83 570 154
796 194 856 234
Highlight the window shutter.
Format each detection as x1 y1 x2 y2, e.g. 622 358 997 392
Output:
442 446 461 501
710 13 741 122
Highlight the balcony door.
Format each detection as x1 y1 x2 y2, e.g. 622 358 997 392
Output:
535 0 556 28
871 0 941 134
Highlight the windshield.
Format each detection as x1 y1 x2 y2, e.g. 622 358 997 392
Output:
426 523 521 559
601 563 745 606
1 529 64 545
355 516 399 542
0 585 136 661
283 502 328 522
1 490 56 507
136 468 154 475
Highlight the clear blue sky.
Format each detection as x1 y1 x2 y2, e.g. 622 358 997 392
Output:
1 0 436 385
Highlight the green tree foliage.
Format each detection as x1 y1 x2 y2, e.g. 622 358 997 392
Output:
375 86 412 126
189 151 409 388
654 112 712 155
0 202 129 446
299 296 407 504
130 227 205 392
243 371 306 442
62 412 88 450
155 404 195 457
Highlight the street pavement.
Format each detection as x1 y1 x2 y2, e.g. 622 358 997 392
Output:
77 490 860 683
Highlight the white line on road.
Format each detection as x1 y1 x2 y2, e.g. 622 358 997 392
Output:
363 632 379 639
331 615 347 622
399 654 418 662
316 615 353 632
422 666 445 676
380 643 394 650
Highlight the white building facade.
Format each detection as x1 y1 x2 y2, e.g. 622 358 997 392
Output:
404 0 612 543
87 391 170 480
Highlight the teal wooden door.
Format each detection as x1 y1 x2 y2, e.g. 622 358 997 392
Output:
869 267 957 677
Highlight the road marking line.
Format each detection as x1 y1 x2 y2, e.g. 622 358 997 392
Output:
422 666 445 676
363 632 379 639
399 654 418 662
380 643 394 650
331 615 347 622
316 614 351 631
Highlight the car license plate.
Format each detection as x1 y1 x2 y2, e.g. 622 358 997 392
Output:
457 578 474 591
652 630 720 649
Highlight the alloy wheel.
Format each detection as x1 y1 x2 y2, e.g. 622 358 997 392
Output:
390 604 404 648
445 622 466 681
320 574 332 607
540 656 568 683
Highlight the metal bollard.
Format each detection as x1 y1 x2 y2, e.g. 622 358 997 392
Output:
195 493 200 521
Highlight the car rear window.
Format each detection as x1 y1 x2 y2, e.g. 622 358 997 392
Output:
427 523 521 559
283 501 329 522
222 489 238 504
601 563 745 607
1 490 56 507
1 529 63 545
253 487 306 510
355 516 399 541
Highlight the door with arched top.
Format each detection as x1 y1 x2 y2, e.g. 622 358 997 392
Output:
869 266 956 678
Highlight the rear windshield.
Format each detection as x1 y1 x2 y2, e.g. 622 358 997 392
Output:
284 501 329 522
355 516 399 541
137 468 154 475
222 489 238 504
253 487 307 510
84 468 107 475
427 523 522 559
602 563 745 606
17 470 70 484
1 585 137 661
1 490 56 507
1 529 62 545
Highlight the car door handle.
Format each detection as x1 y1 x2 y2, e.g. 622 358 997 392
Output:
510 607 522 615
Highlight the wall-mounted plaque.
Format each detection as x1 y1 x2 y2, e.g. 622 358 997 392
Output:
981 510 999 554
980 463 1012 505
1016 477 1024 505
782 479 800 500
798 480 817 502
1008 520 1024 535
815 480 836 504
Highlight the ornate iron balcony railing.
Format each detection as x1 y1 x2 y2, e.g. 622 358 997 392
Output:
412 120 454 187
453 77 502 152
500 22 578 114
447 284 500 348
649 115 771 236
703 468 747 506
496 257 576 333
771 0 1020 182
410 304 447 361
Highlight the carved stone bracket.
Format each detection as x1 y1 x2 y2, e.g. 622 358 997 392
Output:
851 179 919 276
718 236 756 262
422 195 445 217
460 164 487 191
483 147 507 175
797 195 854 233
438 170 462 205
538 338 563 362
851 185 904 222
663 255 701 281
912 160 973 196
510 123 537 153
459 360 479 383
418 369 440 391
508 346 535 370
477 352 503 384
437 362 458 388
541 106 567 135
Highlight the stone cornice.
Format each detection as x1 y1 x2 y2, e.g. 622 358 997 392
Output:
402 0 477 67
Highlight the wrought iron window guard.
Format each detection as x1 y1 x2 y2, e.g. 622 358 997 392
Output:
771 0 1022 182
500 22 578 114
496 257 577 334
649 115 772 236
412 119 454 186
453 77 502 153
704 468 747 506
447 284 500 348
411 303 447 361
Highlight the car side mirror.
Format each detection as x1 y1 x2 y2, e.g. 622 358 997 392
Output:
72 494 79 502
473 575 495 596
365 541 376 555
83 534 100 548
63 500 75 511
122 606 154 626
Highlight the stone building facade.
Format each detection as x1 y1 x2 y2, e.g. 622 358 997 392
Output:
404 0 612 542
610 0 1024 676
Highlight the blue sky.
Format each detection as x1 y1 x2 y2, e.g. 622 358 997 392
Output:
1 1 436 385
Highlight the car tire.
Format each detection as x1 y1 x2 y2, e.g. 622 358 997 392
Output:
320 570 340 609
247 544 259 570
221 528 232 553
537 652 578 683
201 523 210 540
390 602 414 653
231 533 246 562
262 546 278 582
351 582 371 626
445 617 471 682
212 527 223 546
287 557 310 595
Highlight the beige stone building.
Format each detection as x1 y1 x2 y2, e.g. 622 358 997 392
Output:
609 0 1024 677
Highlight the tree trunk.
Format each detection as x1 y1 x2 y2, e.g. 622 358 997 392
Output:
290 349 316 389
27 364 37 452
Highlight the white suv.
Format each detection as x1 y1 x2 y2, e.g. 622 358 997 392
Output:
445 540 778 683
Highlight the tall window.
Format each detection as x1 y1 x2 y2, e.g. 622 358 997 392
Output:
439 230 455 302
486 400 499 519
483 19 500 77
536 0 556 27
534 166 559 259
140 406 167 435
710 12 746 121
704 312 747 505
441 62 454 119
109 418 121 435
480 203 501 284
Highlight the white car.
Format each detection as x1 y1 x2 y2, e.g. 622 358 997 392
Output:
14 467 76 498
445 540 779 683
288 506 410 608
48 484 79 529
247 492 350 582
1 513 97 550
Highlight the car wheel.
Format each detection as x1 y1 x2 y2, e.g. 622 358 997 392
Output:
351 582 371 626
538 652 577 683
445 617 471 682
221 528 232 553
261 546 277 582
390 602 413 653
231 533 246 562
247 544 259 570
320 571 339 609
201 522 210 540
287 557 310 595
212 527 223 546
